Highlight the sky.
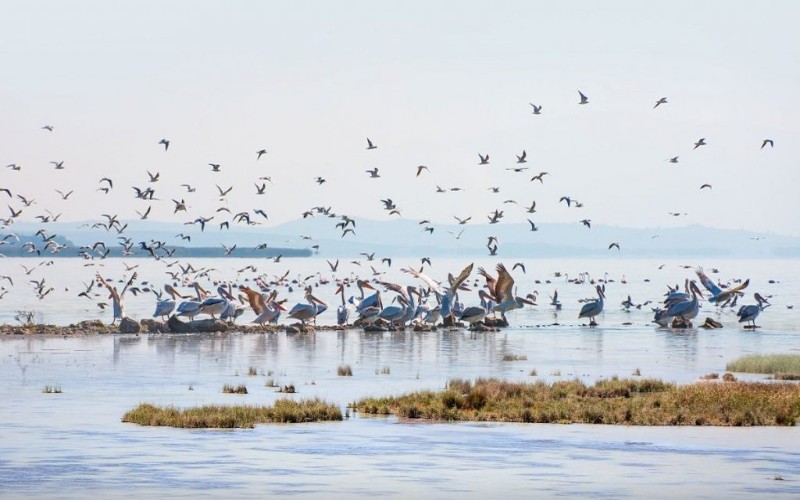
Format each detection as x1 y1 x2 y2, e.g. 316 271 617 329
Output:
1 0 798 238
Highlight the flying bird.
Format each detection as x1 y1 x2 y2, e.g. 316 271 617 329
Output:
50 161 64 169
580 219 591 228
608 242 621 251
478 153 489 165
530 172 548 183
256 149 267 159
209 163 221 172
761 139 774 149
527 219 538 232
366 138 377 150
668 156 679 164
42 125 54 132
529 103 542 114
654 97 668 108
578 90 589 105
315 177 326 185
516 150 527 163
158 138 170 151
700 184 712 190
366 168 380 178
694 138 707 149
415 165 429 177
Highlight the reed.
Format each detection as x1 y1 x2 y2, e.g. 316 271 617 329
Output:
222 384 248 394
247 366 259 376
337 365 353 376
355 378 800 426
726 354 800 375
123 398 342 428
502 354 528 361
42 385 62 394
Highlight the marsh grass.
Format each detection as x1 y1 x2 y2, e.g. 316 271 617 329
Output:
355 378 800 426
122 398 342 428
265 378 278 388
529 369 538 376
701 373 719 380
337 365 353 376
727 354 800 374
42 385 62 394
502 354 528 361
222 384 248 394
773 373 800 381
633 368 641 376
279 384 296 393
722 372 737 382
551 370 561 376
376 366 391 375
247 366 258 376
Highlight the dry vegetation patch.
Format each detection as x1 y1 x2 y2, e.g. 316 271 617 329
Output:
354 378 800 426
123 398 342 428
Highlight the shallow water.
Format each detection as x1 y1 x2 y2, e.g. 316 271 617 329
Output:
1 257 799 496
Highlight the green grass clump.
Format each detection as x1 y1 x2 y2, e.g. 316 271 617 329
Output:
42 385 62 394
222 384 248 394
726 354 800 374
337 365 353 376
502 354 528 361
122 398 342 428
354 378 800 426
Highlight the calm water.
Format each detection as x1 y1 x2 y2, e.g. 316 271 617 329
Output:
1 257 799 497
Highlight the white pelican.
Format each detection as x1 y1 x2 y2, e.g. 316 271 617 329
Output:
696 268 749 303
665 281 703 323
152 284 185 320
578 285 605 326
737 293 770 328
336 284 351 325
288 288 328 325
95 272 136 325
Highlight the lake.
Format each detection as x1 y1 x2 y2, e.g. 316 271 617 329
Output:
1 257 799 497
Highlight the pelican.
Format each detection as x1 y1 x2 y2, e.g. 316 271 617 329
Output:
176 282 207 321
578 285 605 326
478 263 519 324
378 296 409 325
737 293 770 328
152 284 184 320
696 268 749 303
95 272 136 325
336 284 351 325
240 287 285 324
352 280 380 312
459 305 487 327
665 281 704 323
288 287 328 325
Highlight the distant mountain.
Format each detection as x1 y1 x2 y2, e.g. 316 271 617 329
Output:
4 218 799 259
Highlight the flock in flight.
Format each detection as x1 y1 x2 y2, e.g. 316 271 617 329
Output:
0 92 781 330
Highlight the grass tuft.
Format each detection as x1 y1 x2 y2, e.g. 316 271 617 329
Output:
278 384 296 393
42 385 62 394
222 384 248 394
502 354 528 361
722 372 737 382
247 366 258 376
529 368 538 376
337 365 353 376
355 378 800 426
701 373 719 380
633 368 641 376
123 399 342 428
727 354 800 374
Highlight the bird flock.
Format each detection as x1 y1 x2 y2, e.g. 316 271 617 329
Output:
0 92 782 330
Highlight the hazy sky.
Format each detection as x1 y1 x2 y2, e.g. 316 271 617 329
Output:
1 1 798 236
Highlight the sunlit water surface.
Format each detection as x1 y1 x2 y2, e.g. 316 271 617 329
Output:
1 258 799 497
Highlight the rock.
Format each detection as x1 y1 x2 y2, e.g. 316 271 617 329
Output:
700 317 723 329
167 315 228 333
483 317 509 328
140 318 169 333
119 317 141 334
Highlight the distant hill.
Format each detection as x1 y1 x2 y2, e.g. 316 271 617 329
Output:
4 218 798 259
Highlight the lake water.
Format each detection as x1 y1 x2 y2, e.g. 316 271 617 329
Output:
1 257 799 497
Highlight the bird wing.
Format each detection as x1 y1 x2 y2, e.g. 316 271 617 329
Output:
239 286 266 314
495 263 515 303
449 263 474 294
402 268 442 294
695 268 722 298
477 266 497 298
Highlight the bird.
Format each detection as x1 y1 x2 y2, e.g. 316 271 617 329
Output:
216 184 233 197
415 165 429 177
579 285 605 326
366 138 377 150
654 97 668 108
454 216 471 225
578 90 589 105
694 138 707 149
529 103 542 114
512 263 526 273
255 183 267 195
209 163 221 172
158 138 170 151
478 153 489 165
147 171 160 182
608 242 621 251
50 161 65 169
526 201 537 213
668 156 679 163
700 184 712 190
55 189 73 200
256 149 268 159
530 172 548 183
761 139 774 149
580 219 591 228
366 168 380 178
737 293 770 328
527 219 538 232
315 177 326 185
516 150 527 163
42 125 54 132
